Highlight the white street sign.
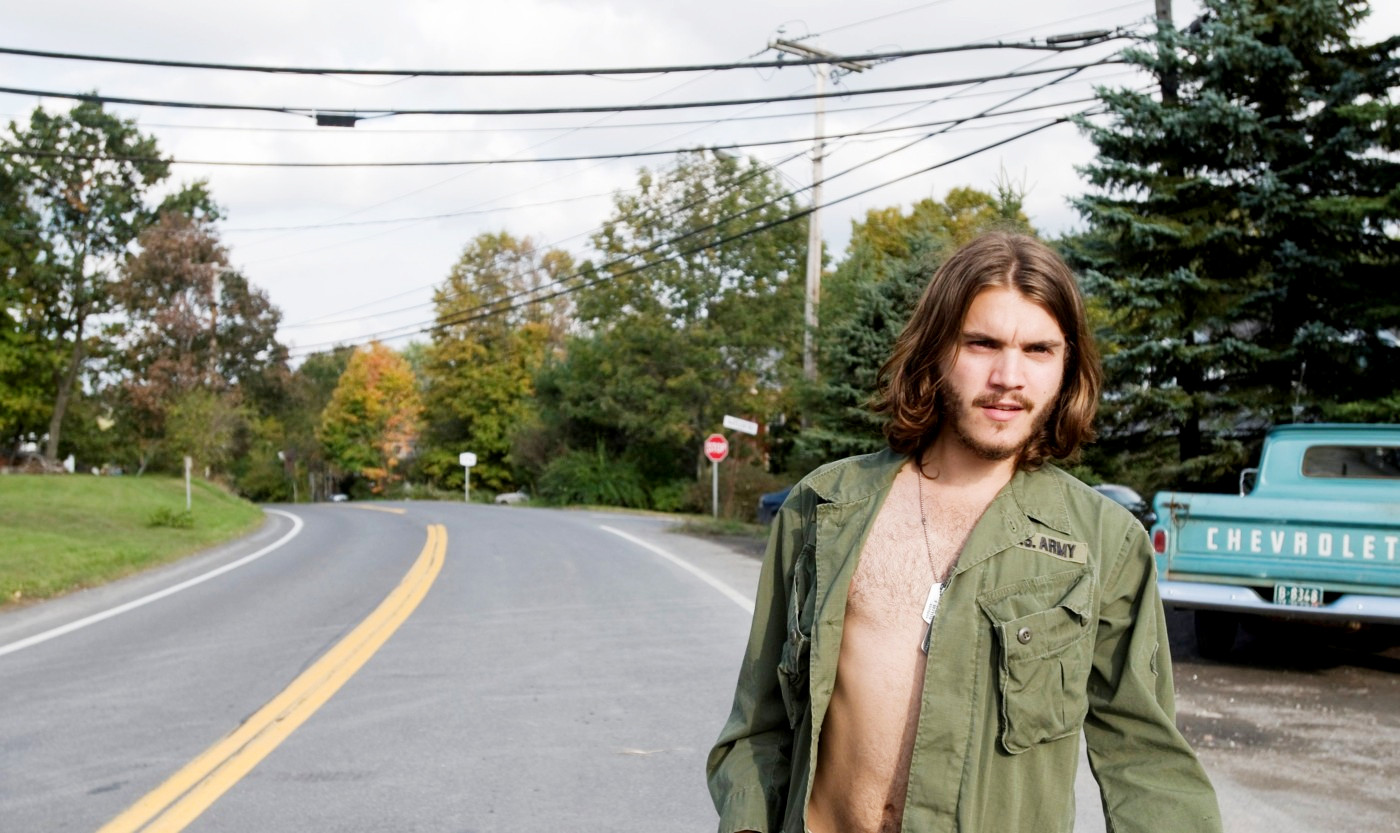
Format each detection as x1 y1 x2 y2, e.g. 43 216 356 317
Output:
723 414 759 436
459 452 478 468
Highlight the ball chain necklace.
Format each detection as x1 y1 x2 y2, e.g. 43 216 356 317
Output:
915 465 952 654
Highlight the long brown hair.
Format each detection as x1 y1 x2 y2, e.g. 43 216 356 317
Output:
871 232 1102 468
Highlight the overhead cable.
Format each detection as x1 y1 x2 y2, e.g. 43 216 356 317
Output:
287 115 1084 357
0 60 1124 121
12 95 1102 169
282 64 1127 330
0 37 1123 78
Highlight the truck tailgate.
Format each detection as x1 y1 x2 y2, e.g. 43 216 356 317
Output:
1157 493 1400 591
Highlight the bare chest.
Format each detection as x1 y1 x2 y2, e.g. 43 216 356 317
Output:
847 481 986 626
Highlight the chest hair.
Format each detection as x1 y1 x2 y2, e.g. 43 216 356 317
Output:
848 471 991 625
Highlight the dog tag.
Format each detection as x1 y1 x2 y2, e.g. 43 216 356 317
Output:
922 581 943 624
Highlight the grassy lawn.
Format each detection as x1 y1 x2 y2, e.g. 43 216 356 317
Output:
0 475 264 608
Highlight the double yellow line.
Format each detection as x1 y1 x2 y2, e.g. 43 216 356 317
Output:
99 524 447 833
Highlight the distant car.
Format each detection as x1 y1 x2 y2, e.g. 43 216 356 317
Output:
1091 483 1157 528
494 490 529 505
757 486 793 524
330 493 349 503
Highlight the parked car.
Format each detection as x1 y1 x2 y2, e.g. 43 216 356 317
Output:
1091 483 1156 529
494 489 529 505
757 486 793 524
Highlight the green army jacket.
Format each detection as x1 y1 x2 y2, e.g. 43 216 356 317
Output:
707 448 1221 833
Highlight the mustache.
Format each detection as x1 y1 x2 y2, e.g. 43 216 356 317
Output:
971 392 1034 412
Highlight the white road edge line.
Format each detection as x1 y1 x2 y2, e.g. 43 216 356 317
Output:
0 509 305 658
599 525 754 614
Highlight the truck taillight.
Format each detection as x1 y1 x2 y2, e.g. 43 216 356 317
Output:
1152 529 1167 554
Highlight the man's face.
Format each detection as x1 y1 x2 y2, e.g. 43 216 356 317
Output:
939 287 1067 461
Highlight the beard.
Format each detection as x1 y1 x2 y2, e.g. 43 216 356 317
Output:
942 388 1054 461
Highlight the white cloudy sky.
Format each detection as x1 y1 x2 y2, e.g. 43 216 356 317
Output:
4 1 1396 358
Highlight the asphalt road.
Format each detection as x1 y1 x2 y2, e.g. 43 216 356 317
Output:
0 503 758 832
2 503 1396 832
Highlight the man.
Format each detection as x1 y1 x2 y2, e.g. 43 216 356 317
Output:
707 232 1220 833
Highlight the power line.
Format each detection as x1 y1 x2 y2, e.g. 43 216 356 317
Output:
223 189 619 233
280 149 812 328
0 60 1124 121
286 114 1085 357
0 74 1137 137
420 63 1104 333
0 38 1118 79
812 0 958 39
278 62 1133 335
9 94 1104 169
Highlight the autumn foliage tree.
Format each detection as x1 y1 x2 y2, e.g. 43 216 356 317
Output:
110 210 284 474
418 232 572 492
319 342 422 494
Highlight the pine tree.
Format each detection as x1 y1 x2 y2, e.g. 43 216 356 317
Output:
1071 0 1400 491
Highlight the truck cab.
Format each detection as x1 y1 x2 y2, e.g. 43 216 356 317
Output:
1150 423 1400 658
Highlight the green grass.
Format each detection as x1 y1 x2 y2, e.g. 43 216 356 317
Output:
0 475 264 608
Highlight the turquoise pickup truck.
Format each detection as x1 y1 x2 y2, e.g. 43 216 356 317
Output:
1150 423 1400 659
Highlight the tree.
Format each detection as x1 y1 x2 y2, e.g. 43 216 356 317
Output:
108 210 285 473
0 161 54 452
318 342 422 494
418 232 572 492
529 151 808 501
1071 0 1400 491
1 102 170 461
165 388 246 476
250 347 353 502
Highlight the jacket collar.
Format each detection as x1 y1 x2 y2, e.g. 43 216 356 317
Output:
805 446 1079 562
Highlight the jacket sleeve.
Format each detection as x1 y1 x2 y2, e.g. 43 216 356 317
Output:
1083 524 1223 833
705 492 806 833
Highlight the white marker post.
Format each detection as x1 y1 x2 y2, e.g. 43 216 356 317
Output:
722 414 759 436
184 455 193 511
703 434 729 518
459 452 477 503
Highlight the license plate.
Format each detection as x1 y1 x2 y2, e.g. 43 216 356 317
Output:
1273 583 1324 608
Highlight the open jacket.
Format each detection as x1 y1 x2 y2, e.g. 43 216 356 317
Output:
707 449 1221 833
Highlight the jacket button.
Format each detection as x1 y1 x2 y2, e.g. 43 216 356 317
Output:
1017 627 1032 644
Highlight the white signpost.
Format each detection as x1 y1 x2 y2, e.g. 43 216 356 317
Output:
722 414 759 436
459 451 477 503
184 456 193 511
703 433 729 518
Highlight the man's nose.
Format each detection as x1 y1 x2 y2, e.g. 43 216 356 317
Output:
988 349 1026 389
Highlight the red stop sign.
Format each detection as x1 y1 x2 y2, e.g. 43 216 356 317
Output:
703 433 729 462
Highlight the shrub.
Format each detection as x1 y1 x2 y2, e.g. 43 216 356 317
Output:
147 507 195 528
538 443 649 508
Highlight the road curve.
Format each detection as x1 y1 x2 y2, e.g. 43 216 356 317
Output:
0 503 760 833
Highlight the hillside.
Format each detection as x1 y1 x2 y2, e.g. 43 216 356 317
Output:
0 475 264 608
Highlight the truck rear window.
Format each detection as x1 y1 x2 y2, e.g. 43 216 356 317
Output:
1301 445 1400 479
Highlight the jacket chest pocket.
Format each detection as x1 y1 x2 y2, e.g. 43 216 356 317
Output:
978 568 1095 754
775 542 816 729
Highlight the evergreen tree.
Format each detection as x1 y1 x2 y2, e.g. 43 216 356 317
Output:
1071 0 1399 491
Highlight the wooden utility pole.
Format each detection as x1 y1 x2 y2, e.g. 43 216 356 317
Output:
769 40 872 382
